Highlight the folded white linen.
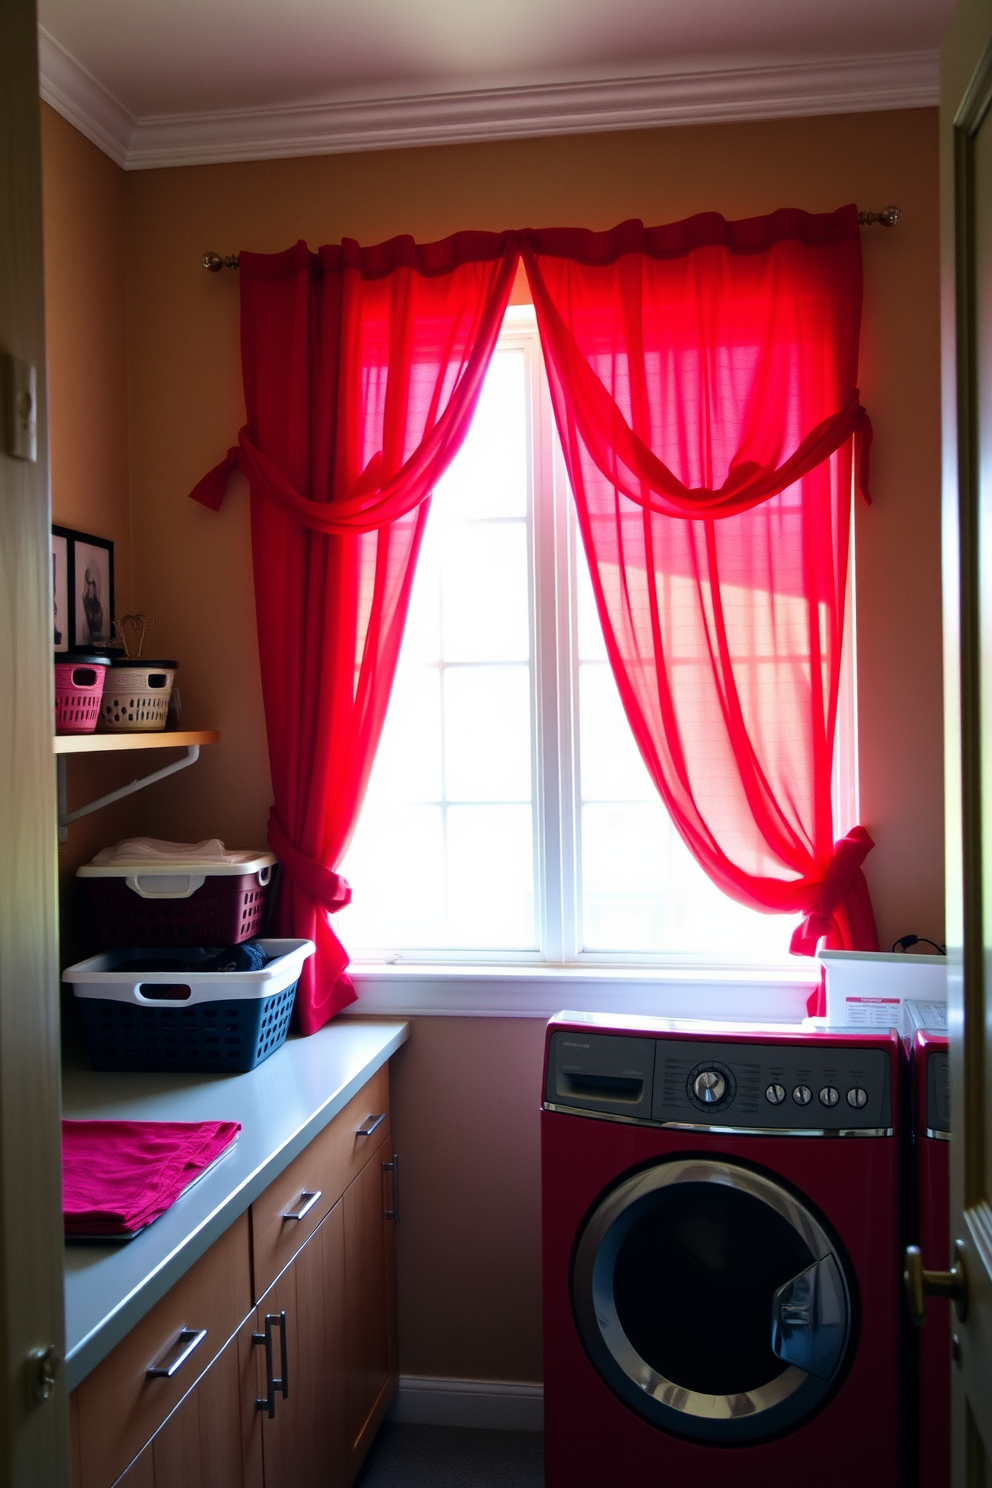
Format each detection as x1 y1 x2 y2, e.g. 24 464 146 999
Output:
91 837 260 866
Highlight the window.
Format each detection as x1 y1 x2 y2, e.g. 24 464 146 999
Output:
336 306 851 967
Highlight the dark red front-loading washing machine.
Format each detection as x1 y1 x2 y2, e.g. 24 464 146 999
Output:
542 1012 902 1488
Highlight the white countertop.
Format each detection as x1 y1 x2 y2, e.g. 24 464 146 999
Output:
62 1018 409 1390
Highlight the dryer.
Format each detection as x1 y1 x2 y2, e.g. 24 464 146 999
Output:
542 1011 902 1488
905 1001 950 1487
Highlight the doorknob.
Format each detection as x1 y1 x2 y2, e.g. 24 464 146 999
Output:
904 1241 969 1325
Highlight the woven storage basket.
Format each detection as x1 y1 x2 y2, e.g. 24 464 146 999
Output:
55 654 110 735
100 659 177 732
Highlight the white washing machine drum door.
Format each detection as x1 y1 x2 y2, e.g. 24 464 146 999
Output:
571 1157 855 1444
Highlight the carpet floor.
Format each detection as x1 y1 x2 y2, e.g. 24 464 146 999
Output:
354 1424 545 1488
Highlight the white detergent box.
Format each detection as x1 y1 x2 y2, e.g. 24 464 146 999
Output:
902 999 948 1036
815 950 947 1032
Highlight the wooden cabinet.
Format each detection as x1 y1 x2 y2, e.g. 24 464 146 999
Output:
113 1319 262 1488
71 1216 252 1488
69 1066 398 1488
343 1134 397 1480
254 1134 398 1488
252 1199 345 1488
251 1065 389 1299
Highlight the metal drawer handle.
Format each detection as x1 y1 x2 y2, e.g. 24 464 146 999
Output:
357 1112 385 1137
383 1152 400 1224
253 1311 289 1417
146 1327 207 1379
282 1189 322 1222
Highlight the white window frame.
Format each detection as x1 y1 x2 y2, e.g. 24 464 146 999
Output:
340 303 854 1010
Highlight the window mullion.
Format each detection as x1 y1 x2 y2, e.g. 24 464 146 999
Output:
832 475 860 836
554 427 581 963
529 328 566 963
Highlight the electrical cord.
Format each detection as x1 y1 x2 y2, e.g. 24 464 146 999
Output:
892 934 947 955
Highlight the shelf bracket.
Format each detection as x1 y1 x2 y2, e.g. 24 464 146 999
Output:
57 745 201 843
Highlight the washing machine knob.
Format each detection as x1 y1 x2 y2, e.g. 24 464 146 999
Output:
693 1070 727 1104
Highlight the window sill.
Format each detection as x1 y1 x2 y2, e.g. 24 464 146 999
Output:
342 961 817 1021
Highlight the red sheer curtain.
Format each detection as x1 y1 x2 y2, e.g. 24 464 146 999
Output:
521 208 878 1000
191 234 517 1032
190 208 877 1033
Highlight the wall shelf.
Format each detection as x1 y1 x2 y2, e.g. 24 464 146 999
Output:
54 730 220 840
53 729 220 755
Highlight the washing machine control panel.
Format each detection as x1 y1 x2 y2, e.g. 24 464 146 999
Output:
547 1032 657 1121
545 1031 892 1132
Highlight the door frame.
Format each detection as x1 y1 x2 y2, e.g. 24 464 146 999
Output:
942 0 992 1478
0 0 71 1479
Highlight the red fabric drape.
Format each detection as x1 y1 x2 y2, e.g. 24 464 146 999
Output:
193 235 517 1032
520 208 878 1007
190 207 878 1033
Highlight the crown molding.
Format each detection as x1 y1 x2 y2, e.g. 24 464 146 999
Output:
37 27 134 167
37 37 938 173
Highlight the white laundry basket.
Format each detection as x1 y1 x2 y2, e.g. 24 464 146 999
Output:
64 939 314 1073
99 660 177 732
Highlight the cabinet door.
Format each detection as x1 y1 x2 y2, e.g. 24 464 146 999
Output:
342 1136 397 1481
255 1199 346 1488
73 1214 252 1488
256 1143 397 1488
114 1317 262 1488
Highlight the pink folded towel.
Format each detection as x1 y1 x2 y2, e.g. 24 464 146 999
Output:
63 1119 241 1239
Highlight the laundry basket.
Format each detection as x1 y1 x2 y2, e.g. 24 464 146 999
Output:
78 851 276 948
55 654 110 735
99 659 177 732
64 939 314 1073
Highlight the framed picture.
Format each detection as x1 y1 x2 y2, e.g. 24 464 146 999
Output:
51 528 69 653
51 526 115 651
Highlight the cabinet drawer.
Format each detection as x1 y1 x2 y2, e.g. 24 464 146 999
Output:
251 1065 389 1300
111 1318 263 1488
72 1213 251 1488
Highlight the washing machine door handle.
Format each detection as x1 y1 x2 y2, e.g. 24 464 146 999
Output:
770 1253 849 1381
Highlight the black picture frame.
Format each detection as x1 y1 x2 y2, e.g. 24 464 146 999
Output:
51 528 69 653
52 526 115 652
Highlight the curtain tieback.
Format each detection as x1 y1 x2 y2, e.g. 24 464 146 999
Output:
188 446 241 512
187 435 377 529
789 826 875 957
266 810 352 916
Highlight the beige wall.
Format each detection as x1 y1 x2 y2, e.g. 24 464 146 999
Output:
121 107 945 949
40 104 148 960
41 105 131 607
388 1017 546 1383
41 104 944 1384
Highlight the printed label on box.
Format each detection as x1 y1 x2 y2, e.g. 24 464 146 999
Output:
845 996 901 1027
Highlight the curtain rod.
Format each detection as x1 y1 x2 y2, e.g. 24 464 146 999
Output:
201 206 902 271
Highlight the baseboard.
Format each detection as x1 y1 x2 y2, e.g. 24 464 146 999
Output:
388 1375 544 1431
